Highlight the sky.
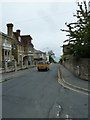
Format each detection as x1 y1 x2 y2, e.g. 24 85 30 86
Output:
0 0 88 60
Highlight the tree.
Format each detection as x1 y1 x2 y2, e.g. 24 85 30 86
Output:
48 50 55 63
61 1 90 59
48 50 55 56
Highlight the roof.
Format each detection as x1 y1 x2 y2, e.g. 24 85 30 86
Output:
21 35 33 47
34 49 46 54
13 32 33 47
21 35 32 40
30 43 34 47
0 31 16 41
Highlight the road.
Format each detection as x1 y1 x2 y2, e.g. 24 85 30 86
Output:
2 64 88 118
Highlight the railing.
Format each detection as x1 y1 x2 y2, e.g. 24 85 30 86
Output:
0 61 5 69
0 60 36 73
2 43 12 50
24 51 33 54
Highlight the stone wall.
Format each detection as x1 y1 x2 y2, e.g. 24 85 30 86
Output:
0 60 36 73
63 58 90 81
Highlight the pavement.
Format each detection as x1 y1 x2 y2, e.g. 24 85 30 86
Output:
0 63 90 95
58 64 90 95
2 63 88 118
0 65 36 83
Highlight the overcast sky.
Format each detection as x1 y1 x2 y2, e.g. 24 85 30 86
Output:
0 0 87 58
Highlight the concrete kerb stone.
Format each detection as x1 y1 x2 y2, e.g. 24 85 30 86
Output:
0 65 36 83
58 65 90 95
0 76 14 83
62 77 90 93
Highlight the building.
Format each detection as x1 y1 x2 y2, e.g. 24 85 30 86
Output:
62 44 73 61
21 35 34 64
0 33 2 62
0 24 17 62
0 23 34 66
13 29 23 64
34 49 47 64
13 30 34 64
63 44 69 54
10 23 34 64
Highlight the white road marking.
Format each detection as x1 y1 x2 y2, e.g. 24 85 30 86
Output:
66 114 69 118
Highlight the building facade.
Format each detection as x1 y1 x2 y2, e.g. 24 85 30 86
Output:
34 49 47 64
0 33 2 62
0 31 16 62
0 23 48 68
0 23 34 67
21 35 34 65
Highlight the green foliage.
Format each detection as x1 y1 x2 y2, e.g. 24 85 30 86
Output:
61 1 90 59
59 55 63 63
48 50 55 56
59 55 67 63
49 55 55 63
8 62 12 67
48 50 56 63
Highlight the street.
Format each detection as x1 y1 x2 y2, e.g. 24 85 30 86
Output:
2 64 88 118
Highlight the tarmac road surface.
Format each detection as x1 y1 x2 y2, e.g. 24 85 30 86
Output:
2 64 88 118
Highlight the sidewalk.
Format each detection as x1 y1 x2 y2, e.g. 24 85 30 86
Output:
0 65 36 83
59 64 89 91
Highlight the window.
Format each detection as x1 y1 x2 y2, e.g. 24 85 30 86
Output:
5 51 7 61
12 44 16 50
29 56 31 62
29 47 31 52
18 37 21 42
5 37 7 45
22 46 23 51
8 51 10 61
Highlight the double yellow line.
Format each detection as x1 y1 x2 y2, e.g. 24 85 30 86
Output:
58 69 89 96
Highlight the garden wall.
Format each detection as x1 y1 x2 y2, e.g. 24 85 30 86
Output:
63 58 90 81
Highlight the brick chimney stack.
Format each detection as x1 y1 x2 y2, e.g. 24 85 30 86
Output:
16 29 21 36
7 23 13 37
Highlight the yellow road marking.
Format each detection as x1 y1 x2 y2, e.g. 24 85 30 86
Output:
58 69 89 96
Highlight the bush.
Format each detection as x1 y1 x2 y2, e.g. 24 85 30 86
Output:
8 62 12 67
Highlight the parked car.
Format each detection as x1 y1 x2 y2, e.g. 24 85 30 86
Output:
37 61 49 71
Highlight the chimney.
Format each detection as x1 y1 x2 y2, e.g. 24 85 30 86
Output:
7 23 13 37
16 29 21 36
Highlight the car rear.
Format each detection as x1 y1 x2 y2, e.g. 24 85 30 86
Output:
37 61 49 71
